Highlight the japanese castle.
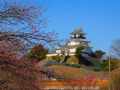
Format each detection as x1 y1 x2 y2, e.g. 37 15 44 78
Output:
47 27 93 56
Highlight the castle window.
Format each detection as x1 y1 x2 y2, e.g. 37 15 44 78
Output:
72 35 74 37
76 34 79 37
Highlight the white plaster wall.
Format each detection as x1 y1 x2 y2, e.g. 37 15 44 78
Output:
46 54 57 57
69 48 76 53
69 53 75 56
68 41 79 46
56 50 61 53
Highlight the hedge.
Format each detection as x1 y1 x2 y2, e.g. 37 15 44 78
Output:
44 60 101 72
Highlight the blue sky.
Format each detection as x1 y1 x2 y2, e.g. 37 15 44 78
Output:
43 0 120 54
20 0 120 53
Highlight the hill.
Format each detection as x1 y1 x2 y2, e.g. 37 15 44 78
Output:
36 56 103 81
49 65 103 81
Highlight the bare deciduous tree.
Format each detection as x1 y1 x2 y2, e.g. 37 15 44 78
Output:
111 39 120 58
0 0 57 89
0 0 58 54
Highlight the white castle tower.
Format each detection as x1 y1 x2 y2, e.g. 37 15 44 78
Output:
47 27 93 56
55 27 93 56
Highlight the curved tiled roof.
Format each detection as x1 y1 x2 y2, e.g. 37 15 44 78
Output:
71 27 86 35
68 39 91 43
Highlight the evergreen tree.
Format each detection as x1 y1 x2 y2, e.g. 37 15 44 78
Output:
94 50 105 58
75 46 85 64
29 44 48 61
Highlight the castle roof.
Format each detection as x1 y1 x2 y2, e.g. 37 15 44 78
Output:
71 27 86 35
68 39 90 43
56 44 92 50
68 45 92 49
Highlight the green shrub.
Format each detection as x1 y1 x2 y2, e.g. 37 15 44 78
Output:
75 46 85 64
52 56 60 62
75 46 85 58
44 61 101 72
100 58 119 71
66 64 84 68
44 61 65 66
87 67 101 72
44 60 52 66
